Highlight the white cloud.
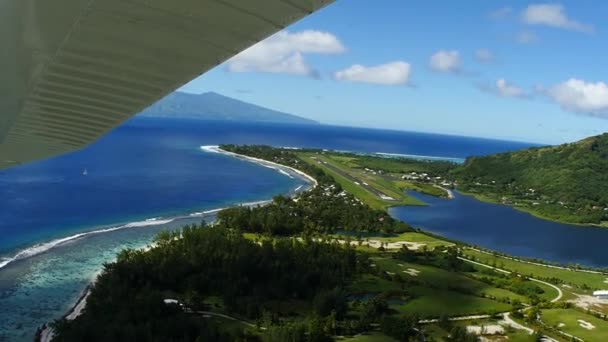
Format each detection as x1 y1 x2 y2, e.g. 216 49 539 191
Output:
429 50 461 73
479 79 527 98
547 79 608 116
475 49 493 63
226 30 345 76
334 61 412 86
522 4 594 33
495 79 525 97
489 7 512 19
516 31 539 44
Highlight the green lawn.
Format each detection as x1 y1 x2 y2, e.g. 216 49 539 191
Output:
541 308 608 342
298 153 424 209
470 269 559 303
394 286 511 318
373 258 527 303
349 274 512 320
462 249 608 289
393 180 448 198
372 232 453 249
348 274 402 294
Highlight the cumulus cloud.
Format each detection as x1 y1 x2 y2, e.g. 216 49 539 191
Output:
516 31 539 44
475 49 494 63
334 61 412 85
495 79 525 97
479 79 526 98
522 4 594 33
226 30 345 76
547 79 608 116
429 50 461 73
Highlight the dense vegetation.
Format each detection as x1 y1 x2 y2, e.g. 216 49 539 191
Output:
452 133 608 224
51 143 608 341
340 153 457 175
220 145 411 234
52 225 367 341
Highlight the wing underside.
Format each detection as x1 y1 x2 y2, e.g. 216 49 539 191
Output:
0 0 332 169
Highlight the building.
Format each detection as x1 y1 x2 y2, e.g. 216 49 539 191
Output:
593 290 608 300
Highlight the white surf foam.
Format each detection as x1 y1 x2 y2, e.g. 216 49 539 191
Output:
0 145 316 272
200 145 318 187
374 151 464 163
0 218 175 271
278 169 294 178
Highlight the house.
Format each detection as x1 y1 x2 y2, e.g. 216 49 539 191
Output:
593 290 608 300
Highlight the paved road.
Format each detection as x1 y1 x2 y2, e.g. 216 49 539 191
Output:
315 158 396 200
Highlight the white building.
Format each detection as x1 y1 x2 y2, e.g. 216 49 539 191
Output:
593 290 608 300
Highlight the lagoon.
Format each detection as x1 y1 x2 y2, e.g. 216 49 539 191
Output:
390 191 608 268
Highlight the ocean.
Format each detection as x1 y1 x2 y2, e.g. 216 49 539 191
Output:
0 117 535 341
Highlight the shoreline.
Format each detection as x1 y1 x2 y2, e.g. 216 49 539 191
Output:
457 190 606 228
433 184 454 199
36 147 318 341
39 146 608 341
200 145 318 188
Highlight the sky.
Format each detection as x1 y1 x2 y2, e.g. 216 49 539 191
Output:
179 1 608 144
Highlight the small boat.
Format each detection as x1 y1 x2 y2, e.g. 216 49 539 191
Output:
82 168 88 176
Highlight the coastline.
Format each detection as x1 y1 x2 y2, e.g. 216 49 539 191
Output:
37 286 93 342
457 190 606 228
200 145 318 188
36 146 318 341
433 184 454 199
39 145 608 342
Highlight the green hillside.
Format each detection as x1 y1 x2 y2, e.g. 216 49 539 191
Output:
453 133 608 224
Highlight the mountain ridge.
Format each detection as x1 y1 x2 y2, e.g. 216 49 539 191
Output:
453 132 608 224
139 91 318 125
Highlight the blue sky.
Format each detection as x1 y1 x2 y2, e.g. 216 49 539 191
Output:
180 1 608 144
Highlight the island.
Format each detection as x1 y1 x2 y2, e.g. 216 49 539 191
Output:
47 146 608 342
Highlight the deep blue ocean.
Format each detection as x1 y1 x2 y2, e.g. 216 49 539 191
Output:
0 117 537 341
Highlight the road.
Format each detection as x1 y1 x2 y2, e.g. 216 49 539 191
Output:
314 158 397 201
469 247 608 275
191 310 257 328
458 256 563 302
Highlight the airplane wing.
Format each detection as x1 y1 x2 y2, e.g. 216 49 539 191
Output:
0 0 333 169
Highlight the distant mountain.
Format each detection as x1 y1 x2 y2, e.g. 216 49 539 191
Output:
453 133 608 224
139 91 318 125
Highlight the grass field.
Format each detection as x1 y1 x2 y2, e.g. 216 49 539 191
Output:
349 260 515 319
541 308 608 342
374 257 526 301
393 180 448 198
394 286 511 318
348 274 402 294
298 153 425 209
372 232 453 249
462 249 608 289
465 266 559 303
